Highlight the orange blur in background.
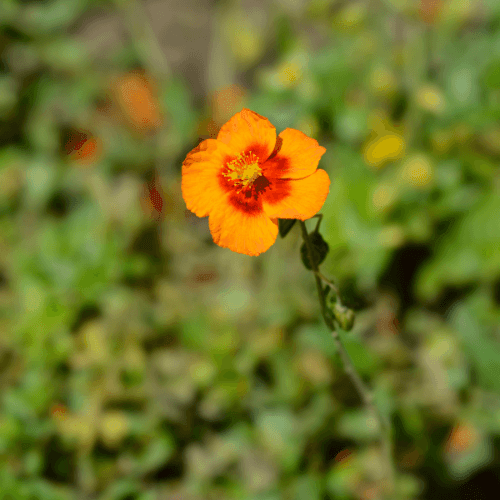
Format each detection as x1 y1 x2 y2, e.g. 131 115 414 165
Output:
66 130 102 166
113 71 163 133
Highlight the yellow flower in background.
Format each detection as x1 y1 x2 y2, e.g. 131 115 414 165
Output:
372 182 397 213
226 13 264 67
363 133 405 168
367 108 398 136
416 84 446 114
401 154 433 188
278 61 302 87
441 0 473 25
333 1 367 30
100 411 129 449
275 52 308 90
296 115 320 139
58 414 95 447
378 225 405 249
431 129 454 154
369 66 398 97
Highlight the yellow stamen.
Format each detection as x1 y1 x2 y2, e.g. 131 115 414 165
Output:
224 151 262 191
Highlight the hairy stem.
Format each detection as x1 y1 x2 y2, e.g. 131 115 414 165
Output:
299 219 396 496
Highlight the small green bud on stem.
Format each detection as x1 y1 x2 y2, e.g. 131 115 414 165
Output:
331 302 355 331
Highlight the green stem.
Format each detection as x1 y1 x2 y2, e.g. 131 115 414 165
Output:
299 219 396 496
315 270 341 302
313 213 323 233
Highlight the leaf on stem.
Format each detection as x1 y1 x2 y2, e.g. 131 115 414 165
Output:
300 231 329 270
279 218 297 238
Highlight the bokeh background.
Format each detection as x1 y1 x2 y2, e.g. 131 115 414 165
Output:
1 0 500 498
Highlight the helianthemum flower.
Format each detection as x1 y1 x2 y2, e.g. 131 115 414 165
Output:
182 109 330 256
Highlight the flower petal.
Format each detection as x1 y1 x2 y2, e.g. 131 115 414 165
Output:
263 128 326 179
209 195 279 256
182 139 234 217
262 169 330 220
217 108 276 163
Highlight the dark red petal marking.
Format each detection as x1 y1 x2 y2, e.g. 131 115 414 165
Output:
218 155 238 194
227 176 271 215
217 138 290 216
260 177 291 205
261 154 291 179
267 135 283 160
243 142 273 163
227 188 263 215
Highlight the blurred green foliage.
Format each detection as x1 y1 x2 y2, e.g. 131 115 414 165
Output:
1 0 500 499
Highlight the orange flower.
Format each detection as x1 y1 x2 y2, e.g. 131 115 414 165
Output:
66 130 101 166
182 109 330 256
114 71 162 132
445 423 478 455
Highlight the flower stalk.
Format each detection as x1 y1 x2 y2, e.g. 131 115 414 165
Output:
299 218 396 497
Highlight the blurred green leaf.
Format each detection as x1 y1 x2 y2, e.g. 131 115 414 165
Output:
291 474 322 500
336 409 380 441
162 78 196 143
450 295 500 393
135 432 175 475
16 0 87 35
295 323 337 357
256 408 302 471
340 330 379 376
102 478 139 500
417 189 500 300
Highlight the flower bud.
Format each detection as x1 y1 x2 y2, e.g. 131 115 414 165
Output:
331 302 355 331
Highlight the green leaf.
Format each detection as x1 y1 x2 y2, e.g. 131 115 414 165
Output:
339 330 379 376
450 296 500 393
256 408 302 470
101 478 139 500
300 231 329 270
162 78 196 140
279 218 297 238
336 409 380 441
135 432 175 475
291 474 322 500
295 323 337 357
417 189 500 300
